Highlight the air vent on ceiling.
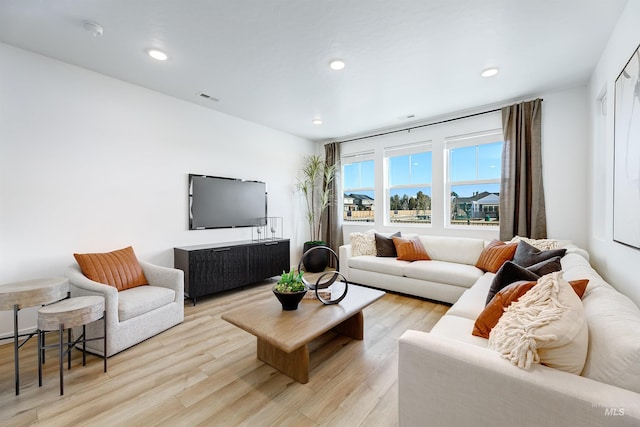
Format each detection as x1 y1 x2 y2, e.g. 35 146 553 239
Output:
199 93 219 102
398 114 416 120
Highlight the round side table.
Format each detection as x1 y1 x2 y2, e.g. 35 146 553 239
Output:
0 277 68 395
37 295 107 395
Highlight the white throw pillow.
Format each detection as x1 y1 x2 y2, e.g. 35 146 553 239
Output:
509 236 559 251
349 230 376 257
488 271 588 374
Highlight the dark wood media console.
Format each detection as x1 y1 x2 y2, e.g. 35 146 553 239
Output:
174 239 290 305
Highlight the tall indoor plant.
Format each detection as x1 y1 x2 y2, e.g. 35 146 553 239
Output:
297 154 337 272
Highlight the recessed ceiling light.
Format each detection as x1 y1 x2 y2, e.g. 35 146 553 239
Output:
312 119 323 125
481 67 499 78
147 49 168 61
329 59 345 71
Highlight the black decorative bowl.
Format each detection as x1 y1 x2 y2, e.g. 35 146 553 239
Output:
272 287 307 310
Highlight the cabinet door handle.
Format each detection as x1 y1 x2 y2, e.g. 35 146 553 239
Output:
264 242 278 246
213 248 231 252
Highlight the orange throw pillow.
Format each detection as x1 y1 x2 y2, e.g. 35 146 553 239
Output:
392 236 431 261
473 278 589 338
74 246 148 291
475 240 518 273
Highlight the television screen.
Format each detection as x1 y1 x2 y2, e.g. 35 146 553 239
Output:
189 174 267 230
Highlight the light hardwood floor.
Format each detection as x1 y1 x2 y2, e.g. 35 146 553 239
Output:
0 280 448 426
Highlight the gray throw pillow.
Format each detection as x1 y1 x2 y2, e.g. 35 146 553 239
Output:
375 232 401 257
486 261 539 305
526 256 562 276
513 241 566 268
485 256 564 305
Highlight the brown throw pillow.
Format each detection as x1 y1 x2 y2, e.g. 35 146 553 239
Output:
475 240 518 273
375 232 401 257
74 246 148 291
473 278 589 338
512 240 566 268
392 236 431 261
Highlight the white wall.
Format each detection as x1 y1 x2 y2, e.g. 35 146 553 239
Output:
0 43 317 337
342 86 591 249
588 0 640 306
541 86 590 249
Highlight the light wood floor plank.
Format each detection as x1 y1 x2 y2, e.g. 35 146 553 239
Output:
0 280 447 426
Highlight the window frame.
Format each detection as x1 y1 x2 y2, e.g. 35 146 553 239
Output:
384 141 433 226
444 129 503 229
341 152 375 223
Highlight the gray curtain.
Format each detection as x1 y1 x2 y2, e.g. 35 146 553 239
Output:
322 142 342 267
499 98 547 240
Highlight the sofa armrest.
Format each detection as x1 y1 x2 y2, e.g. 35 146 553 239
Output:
339 244 352 277
66 265 119 325
398 330 640 427
139 261 184 303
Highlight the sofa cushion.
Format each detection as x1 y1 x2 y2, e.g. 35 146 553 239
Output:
445 272 494 320
349 231 376 257
418 236 486 265
117 285 176 322
375 232 401 257
488 272 588 375
475 240 517 273
74 246 148 291
403 260 484 288
473 279 589 339
579 285 640 393
348 255 409 277
430 315 489 348
512 240 566 268
393 236 431 261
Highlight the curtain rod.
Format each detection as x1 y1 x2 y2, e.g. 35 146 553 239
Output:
336 98 543 144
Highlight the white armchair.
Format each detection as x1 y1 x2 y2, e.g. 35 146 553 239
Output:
66 260 184 357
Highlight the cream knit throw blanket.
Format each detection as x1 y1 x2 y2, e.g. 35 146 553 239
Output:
488 272 567 369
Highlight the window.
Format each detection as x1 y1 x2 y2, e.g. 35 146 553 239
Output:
446 131 503 227
342 154 375 222
386 144 432 224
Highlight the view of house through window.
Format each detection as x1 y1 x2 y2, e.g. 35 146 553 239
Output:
447 132 502 227
387 145 432 224
343 155 375 222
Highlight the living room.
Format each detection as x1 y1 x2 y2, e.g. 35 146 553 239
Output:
1 1 639 425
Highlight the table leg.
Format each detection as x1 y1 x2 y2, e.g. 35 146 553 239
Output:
59 324 64 396
257 338 309 384
103 310 107 373
332 311 364 340
13 304 19 396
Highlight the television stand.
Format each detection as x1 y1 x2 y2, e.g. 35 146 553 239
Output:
174 239 290 305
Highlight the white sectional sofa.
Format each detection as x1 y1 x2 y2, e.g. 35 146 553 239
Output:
398 251 640 426
339 233 586 304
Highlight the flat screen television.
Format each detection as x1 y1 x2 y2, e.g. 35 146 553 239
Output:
189 174 267 230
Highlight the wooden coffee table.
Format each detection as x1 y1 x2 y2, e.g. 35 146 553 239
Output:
221 284 385 383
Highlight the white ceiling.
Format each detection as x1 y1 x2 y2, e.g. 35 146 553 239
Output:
0 0 628 142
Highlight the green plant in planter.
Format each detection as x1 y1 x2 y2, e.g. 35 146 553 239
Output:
275 268 306 293
297 154 337 244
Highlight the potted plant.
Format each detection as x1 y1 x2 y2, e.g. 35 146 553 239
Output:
297 154 337 272
272 268 307 310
